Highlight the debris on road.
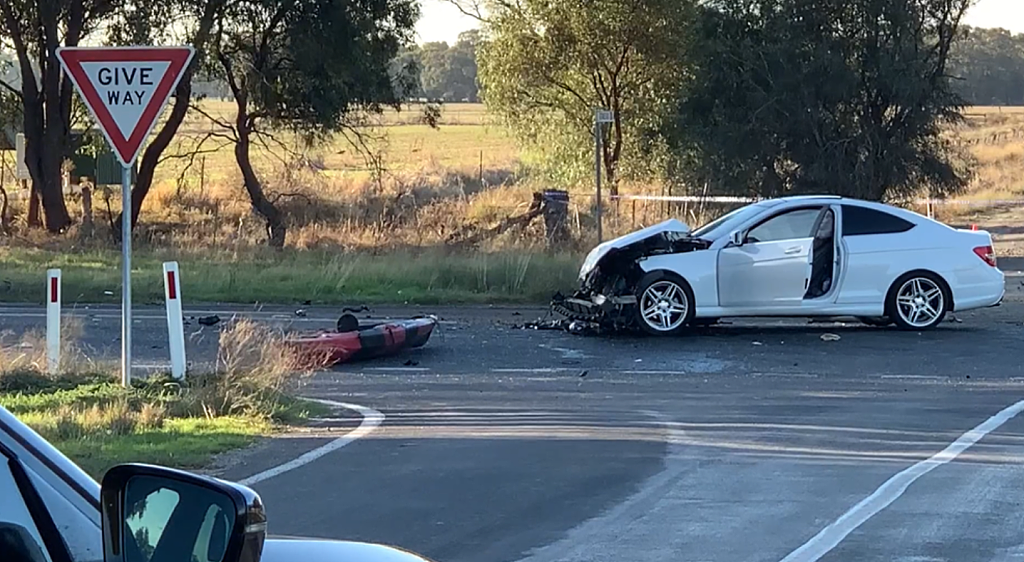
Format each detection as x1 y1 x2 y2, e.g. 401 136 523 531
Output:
403 359 419 366
820 333 841 342
197 315 220 326
295 309 307 317
752 341 764 346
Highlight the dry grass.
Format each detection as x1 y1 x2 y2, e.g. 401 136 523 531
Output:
0 316 322 476
3 103 1024 303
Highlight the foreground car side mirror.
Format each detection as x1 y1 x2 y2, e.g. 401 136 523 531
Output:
730 230 744 246
101 463 266 562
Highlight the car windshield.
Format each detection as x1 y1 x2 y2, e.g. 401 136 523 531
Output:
689 202 772 240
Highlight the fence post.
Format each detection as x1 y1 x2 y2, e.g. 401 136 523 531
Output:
163 261 187 380
46 269 61 374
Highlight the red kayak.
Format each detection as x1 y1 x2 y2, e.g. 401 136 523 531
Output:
287 316 437 367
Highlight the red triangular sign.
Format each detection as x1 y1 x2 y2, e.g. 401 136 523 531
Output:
56 46 196 167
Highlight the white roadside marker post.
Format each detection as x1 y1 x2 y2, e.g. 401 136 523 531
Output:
55 45 195 386
46 269 61 374
162 261 187 379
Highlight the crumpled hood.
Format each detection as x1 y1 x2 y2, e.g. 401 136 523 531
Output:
578 218 690 279
262 537 437 562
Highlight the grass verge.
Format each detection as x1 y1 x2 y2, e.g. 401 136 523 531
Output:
0 320 326 478
0 246 580 305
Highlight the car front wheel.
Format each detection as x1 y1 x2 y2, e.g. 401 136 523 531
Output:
635 272 695 336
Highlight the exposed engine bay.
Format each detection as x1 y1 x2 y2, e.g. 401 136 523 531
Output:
552 219 709 329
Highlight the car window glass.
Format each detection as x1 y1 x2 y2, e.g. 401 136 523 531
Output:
841 205 915 236
691 202 773 240
126 488 180 562
0 459 53 562
746 208 821 243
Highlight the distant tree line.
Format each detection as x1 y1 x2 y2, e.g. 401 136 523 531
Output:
950 26 1024 106
392 30 480 102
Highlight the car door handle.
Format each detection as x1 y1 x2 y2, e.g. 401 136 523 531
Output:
784 246 803 254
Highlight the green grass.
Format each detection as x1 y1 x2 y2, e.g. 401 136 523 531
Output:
0 376 321 478
42 416 267 478
0 246 580 305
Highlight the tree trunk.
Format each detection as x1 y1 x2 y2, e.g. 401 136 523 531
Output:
233 95 286 248
123 0 223 230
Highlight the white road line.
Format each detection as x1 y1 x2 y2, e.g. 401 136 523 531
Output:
238 399 383 486
778 398 1024 562
491 368 574 373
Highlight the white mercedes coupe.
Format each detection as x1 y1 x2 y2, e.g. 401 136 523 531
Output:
563 196 1005 335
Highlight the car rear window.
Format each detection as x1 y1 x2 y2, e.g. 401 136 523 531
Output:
841 205 915 236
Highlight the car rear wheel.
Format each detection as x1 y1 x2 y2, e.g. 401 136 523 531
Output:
887 272 948 330
635 272 695 336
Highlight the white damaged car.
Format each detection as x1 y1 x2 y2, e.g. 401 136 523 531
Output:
559 195 1005 335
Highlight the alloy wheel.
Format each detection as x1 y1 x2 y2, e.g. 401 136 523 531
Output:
895 277 944 328
639 280 689 332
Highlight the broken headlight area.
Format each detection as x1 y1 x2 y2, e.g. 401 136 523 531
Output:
553 227 711 330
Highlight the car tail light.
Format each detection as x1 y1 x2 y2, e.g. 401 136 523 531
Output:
973 245 997 267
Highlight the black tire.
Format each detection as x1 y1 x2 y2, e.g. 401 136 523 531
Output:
857 316 893 327
886 271 949 331
634 271 695 336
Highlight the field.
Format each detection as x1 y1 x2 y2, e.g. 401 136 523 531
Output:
1 102 1022 305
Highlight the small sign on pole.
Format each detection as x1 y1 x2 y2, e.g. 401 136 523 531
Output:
162 261 187 380
15 133 30 180
56 46 195 386
593 108 613 243
46 269 61 374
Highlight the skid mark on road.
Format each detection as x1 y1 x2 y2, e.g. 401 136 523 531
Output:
779 398 1024 562
238 399 383 486
538 343 590 360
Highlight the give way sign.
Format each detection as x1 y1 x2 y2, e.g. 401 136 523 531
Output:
56 46 196 167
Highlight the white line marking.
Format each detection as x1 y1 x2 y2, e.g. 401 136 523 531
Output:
491 368 573 373
779 398 1024 562
238 398 383 486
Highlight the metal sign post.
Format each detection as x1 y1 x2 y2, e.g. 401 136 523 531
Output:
56 46 195 386
594 109 613 244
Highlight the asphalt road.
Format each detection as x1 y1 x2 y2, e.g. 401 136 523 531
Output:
2 279 1024 562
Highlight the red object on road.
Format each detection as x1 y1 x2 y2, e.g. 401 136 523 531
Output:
287 317 437 367
971 224 978 231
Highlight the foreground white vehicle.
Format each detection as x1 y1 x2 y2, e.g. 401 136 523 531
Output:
0 404 433 562
568 196 1004 335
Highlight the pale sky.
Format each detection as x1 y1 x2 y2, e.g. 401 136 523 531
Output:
414 0 1024 44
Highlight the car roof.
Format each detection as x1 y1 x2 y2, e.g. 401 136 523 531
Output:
770 195 934 226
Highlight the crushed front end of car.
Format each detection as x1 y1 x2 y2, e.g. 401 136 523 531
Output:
552 219 709 330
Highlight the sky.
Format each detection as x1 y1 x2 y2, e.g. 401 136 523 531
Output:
414 0 1024 44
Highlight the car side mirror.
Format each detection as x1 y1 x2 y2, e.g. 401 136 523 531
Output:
101 464 266 562
730 230 744 246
